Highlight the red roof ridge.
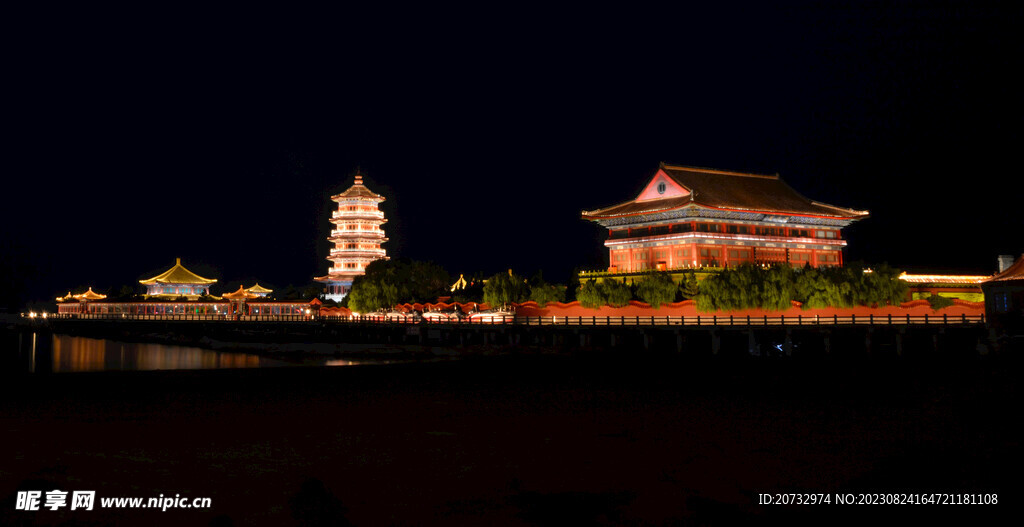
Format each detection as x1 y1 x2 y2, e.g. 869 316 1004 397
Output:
661 163 779 180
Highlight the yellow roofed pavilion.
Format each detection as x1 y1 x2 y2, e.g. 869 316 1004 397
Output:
222 285 260 300
245 283 273 297
56 287 107 302
74 287 107 301
140 258 217 299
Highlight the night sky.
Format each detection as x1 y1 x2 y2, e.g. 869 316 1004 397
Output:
3 3 1022 308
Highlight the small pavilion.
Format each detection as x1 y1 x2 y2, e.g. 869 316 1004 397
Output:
222 285 261 316
245 283 273 297
56 287 108 303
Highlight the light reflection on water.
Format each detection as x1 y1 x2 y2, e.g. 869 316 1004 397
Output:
29 334 283 373
323 359 398 367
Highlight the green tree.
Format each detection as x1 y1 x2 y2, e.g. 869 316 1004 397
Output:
483 271 530 308
348 279 398 313
602 279 633 308
634 272 677 308
697 265 761 311
860 263 908 307
679 271 699 300
927 292 955 310
348 255 452 309
346 258 451 311
529 283 565 307
402 260 451 303
617 263 905 313
761 265 796 311
361 258 450 304
576 280 606 309
695 272 722 312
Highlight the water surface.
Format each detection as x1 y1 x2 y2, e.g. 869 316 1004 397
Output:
12 332 290 373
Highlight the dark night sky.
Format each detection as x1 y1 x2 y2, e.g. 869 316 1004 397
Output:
3 3 1022 307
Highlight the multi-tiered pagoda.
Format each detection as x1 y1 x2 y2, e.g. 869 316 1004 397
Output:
315 171 389 301
582 164 869 272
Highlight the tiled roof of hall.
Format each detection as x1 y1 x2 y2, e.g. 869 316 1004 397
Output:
139 258 218 285
331 173 385 202
581 163 870 220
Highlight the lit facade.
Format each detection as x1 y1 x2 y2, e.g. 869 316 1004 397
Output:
582 164 870 272
55 300 313 318
56 261 311 319
315 171 389 301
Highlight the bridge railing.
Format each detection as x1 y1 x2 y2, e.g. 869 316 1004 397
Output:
37 312 986 326
323 313 986 327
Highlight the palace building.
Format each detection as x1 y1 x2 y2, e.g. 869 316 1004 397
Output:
56 265 313 319
139 258 217 299
582 164 869 273
315 171 389 301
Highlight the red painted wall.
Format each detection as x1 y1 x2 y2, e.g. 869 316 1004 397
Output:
329 299 984 320
513 299 984 319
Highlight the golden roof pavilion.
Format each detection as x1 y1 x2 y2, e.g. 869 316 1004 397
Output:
139 258 217 299
222 285 260 300
245 283 273 296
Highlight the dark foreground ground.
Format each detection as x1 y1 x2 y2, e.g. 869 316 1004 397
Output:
1 353 1019 526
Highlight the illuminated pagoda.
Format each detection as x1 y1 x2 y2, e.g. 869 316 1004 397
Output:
582 163 869 273
315 171 389 301
139 258 217 299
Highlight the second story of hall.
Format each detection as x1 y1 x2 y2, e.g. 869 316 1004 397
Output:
604 220 846 246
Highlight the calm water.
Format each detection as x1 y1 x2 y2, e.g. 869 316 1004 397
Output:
8 332 292 373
